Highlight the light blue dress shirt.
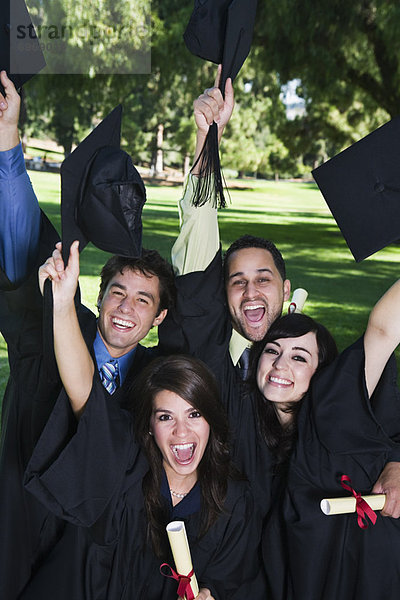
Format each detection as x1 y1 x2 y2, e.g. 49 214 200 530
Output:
93 330 137 386
0 143 41 284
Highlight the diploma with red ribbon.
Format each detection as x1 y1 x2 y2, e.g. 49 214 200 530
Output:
161 521 199 599
320 475 386 529
288 288 308 314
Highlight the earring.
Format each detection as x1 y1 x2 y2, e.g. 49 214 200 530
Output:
148 431 153 436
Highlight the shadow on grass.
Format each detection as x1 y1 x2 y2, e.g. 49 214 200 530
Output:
142 179 182 188
3 180 400 395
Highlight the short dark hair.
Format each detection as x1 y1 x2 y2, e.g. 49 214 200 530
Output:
249 313 338 467
223 235 287 282
130 354 231 557
98 249 176 313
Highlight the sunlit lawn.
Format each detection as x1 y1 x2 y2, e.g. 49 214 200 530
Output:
1 169 400 397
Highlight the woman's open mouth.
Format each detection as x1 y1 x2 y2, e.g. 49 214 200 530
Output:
170 443 196 465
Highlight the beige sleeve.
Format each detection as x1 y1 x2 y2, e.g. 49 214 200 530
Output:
171 174 220 276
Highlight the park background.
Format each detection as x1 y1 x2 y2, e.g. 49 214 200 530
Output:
2 0 400 395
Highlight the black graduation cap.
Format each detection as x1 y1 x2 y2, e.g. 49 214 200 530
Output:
60 105 147 264
312 116 400 262
184 0 258 208
0 0 46 95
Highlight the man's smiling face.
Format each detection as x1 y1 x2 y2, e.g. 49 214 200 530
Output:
225 247 291 342
97 267 167 358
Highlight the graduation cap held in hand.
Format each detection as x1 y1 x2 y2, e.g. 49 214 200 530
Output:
312 116 400 262
0 0 46 95
61 105 147 264
184 0 258 208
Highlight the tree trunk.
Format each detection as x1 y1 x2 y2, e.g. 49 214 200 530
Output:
155 123 164 175
61 135 73 158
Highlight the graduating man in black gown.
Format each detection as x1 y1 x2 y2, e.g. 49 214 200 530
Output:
0 71 175 599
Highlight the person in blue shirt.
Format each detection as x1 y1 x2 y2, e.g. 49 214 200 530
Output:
0 72 41 286
0 70 176 599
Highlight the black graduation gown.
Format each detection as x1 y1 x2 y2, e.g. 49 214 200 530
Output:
159 249 234 387
0 211 158 599
24 379 266 600
159 250 277 518
0 212 76 600
263 338 400 600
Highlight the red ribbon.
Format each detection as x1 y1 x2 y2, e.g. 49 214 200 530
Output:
340 474 377 529
160 563 195 599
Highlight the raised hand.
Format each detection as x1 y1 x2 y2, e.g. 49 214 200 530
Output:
193 65 235 141
191 66 235 175
0 71 21 151
39 240 80 311
39 240 95 415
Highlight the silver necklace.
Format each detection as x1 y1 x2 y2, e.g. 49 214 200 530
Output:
170 488 188 499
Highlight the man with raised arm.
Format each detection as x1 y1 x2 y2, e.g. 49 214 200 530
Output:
0 70 175 599
170 69 290 375
160 69 400 519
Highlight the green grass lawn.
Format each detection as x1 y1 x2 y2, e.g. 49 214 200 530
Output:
1 170 400 398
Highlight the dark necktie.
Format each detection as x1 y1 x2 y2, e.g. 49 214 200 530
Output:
239 347 251 380
100 360 120 394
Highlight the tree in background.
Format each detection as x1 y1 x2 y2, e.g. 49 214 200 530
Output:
24 0 151 155
24 0 210 165
20 0 400 176
220 62 296 178
253 1 398 130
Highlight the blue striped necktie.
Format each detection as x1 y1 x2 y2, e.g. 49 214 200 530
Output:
100 360 120 395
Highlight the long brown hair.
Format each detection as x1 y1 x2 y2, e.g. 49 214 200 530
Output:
129 354 232 557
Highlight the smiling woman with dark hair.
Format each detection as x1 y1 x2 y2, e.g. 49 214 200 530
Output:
249 313 338 467
249 300 400 599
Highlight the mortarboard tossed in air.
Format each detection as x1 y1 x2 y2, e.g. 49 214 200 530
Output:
184 0 258 208
0 0 46 95
60 105 147 264
312 117 400 262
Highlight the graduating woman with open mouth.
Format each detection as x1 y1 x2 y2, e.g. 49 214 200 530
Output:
22 242 266 599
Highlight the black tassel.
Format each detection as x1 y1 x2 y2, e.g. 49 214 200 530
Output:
190 122 229 209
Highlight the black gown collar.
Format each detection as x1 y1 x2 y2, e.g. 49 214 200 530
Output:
161 469 201 518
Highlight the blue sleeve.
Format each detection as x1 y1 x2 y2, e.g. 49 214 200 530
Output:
0 143 41 284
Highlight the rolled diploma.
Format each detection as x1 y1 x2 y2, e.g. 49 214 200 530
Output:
320 494 386 515
288 288 308 313
166 521 199 597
